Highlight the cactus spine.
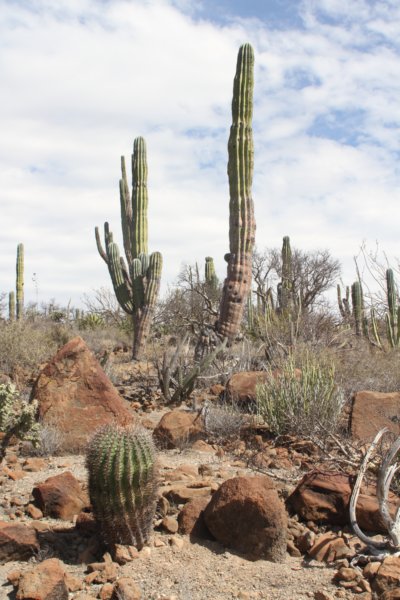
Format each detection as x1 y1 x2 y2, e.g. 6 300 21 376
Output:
217 43 255 340
16 243 24 320
96 138 162 359
86 424 158 549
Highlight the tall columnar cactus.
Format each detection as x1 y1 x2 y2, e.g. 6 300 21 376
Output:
337 284 351 318
8 292 15 321
385 268 400 347
279 236 294 314
16 243 24 320
95 137 162 359
205 257 218 290
86 424 158 549
216 43 255 340
351 281 365 337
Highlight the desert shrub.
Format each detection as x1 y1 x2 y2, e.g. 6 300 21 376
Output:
256 350 344 437
0 320 60 374
24 424 64 457
0 383 40 462
202 399 246 442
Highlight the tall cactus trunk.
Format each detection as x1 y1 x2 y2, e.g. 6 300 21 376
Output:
16 243 24 321
216 43 255 341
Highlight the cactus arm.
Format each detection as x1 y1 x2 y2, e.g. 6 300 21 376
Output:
16 243 24 320
132 137 148 258
95 226 108 264
217 43 255 340
107 243 134 314
386 269 396 331
144 252 162 306
351 281 363 337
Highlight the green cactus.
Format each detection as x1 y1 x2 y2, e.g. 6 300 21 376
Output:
16 243 24 320
217 43 255 340
86 424 158 549
279 236 294 314
205 257 218 290
96 138 162 359
337 284 351 318
385 268 400 348
8 292 15 321
351 280 369 338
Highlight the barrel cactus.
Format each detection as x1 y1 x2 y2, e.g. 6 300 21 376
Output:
95 137 162 360
86 424 158 549
217 43 255 340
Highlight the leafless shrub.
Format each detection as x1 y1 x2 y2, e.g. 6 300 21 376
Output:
22 424 65 457
202 399 246 442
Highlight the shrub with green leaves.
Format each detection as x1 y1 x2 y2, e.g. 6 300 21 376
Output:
0 383 40 462
256 352 344 437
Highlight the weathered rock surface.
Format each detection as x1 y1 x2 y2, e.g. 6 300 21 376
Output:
204 475 287 562
32 471 89 521
351 390 400 442
178 496 211 539
153 410 204 449
287 470 400 532
0 521 39 562
373 556 400 596
31 336 134 451
16 558 68 600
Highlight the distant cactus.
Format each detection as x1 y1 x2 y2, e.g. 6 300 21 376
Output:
337 284 351 318
351 281 364 337
217 43 255 340
8 291 15 321
385 268 400 347
86 424 158 549
16 243 24 320
205 257 218 290
95 137 162 359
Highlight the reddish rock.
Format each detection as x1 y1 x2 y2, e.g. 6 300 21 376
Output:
31 336 134 452
178 497 211 539
204 476 287 562
16 558 68 600
0 521 39 562
162 483 212 504
23 457 47 472
351 390 400 442
373 556 400 596
153 410 204 449
225 369 301 408
32 471 89 521
286 470 400 532
111 577 141 600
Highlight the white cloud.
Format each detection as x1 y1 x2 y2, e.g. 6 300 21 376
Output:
1 0 400 310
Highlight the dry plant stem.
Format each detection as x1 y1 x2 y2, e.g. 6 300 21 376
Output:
349 427 400 552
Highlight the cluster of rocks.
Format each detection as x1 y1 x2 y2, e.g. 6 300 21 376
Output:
1 336 400 599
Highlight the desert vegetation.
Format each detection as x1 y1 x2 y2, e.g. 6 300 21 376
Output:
1 42 400 600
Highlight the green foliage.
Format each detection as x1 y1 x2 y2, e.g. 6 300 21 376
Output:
78 312 105 331
86 423 158 549
256 351 344 437
0 383 40 462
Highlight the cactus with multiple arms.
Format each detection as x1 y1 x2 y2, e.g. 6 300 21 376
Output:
216 43 255 340
16 243 24 320
95 138 162 359
86 423 158 549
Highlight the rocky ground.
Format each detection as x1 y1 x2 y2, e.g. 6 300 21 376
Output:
1 338 400 600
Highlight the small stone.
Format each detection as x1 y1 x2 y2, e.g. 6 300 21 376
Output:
26 504 43 520
169 535 184 549
112 544 139 565
153 537 166 547
314 592 334 600
23 457 47 472
65 572 82 592
100 583 114 600
139 546 151 558
6 569 21 586
111 577 141 600
161 517 178 534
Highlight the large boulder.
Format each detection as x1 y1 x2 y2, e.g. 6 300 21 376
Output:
32 471 89 521
31 336 134 451
204 475 287 562
153 410 204 449
351 390 400 442
287 470 400 533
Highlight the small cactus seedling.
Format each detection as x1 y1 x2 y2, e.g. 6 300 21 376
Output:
86 424 158 549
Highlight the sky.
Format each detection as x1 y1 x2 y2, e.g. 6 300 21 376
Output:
1 0 400 309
